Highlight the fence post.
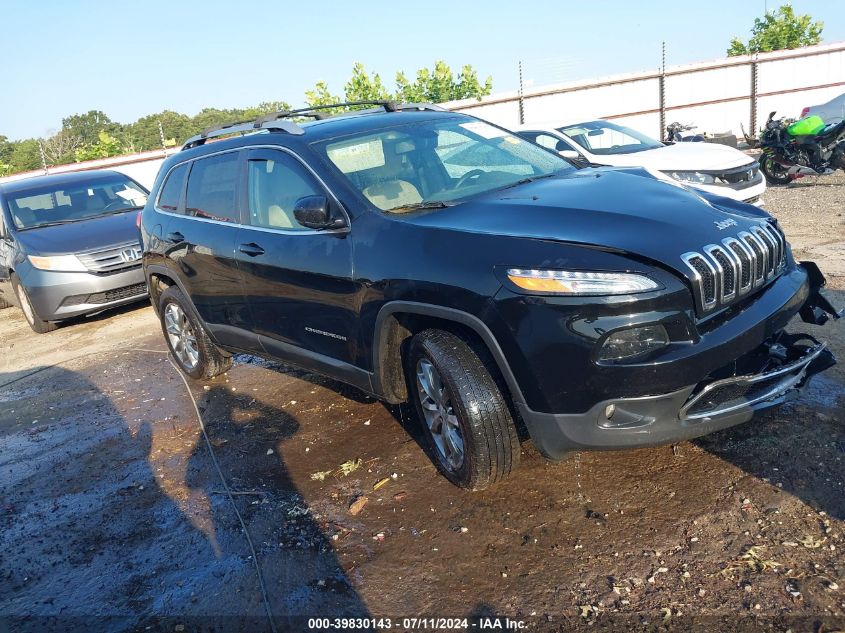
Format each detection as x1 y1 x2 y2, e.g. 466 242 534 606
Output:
750 56 759 137
518 60 525 125
659 42 666 140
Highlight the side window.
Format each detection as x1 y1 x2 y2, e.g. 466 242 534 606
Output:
157 162 189 213
247 153 324 231
185 153 240 222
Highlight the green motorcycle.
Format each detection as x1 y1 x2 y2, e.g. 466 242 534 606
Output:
759 111 845 185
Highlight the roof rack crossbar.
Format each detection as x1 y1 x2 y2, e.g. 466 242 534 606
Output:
181 101 446 150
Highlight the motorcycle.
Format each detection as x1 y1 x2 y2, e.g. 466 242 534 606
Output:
759 111 845 185
666 121 738 147
666 122 705 143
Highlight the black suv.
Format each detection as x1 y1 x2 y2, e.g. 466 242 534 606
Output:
141 101 841 490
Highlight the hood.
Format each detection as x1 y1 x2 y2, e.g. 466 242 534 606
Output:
13 211 141 256
405 168 772 274
591 142 754 171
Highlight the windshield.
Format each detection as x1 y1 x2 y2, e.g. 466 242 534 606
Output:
318 117 573 212
7 174 149 230
558 120 664 155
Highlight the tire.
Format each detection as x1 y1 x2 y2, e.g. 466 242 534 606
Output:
760 153 792 185
407 329 520 490
11 274 58 334
158 285 232 379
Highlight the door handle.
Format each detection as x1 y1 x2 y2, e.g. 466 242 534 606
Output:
238 242 265 257
166 231 185 244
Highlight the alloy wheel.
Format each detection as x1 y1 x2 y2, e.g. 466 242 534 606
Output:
164 303 200 371
416 358 465 471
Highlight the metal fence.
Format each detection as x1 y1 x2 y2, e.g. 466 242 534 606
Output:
446 41 845 140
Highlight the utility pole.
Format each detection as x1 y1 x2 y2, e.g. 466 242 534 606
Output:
659 42 667 141
518 61 525 125
158 120 167 151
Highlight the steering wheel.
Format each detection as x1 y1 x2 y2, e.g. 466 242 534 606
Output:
610 144 622 151
455 169 487 188
103 200 129 211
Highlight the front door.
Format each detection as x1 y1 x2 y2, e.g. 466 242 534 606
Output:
235 148 359 368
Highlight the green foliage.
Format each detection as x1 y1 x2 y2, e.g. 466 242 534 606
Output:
396 61 492 103
728 4 823 56
75 131 123 162
0 60 490 177
344 62 391 103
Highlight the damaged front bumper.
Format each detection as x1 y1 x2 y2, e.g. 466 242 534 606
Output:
518 261 841 459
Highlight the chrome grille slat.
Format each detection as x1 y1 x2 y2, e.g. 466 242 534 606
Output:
682 224 786 315
76 242 142 273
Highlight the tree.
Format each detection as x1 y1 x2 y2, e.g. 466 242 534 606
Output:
344 62 391 103
304 80 343 113
728 4 823 56
74 131 123 162
42 129 82 165
8 139 44 173
61 110 118 147
396 60 492 103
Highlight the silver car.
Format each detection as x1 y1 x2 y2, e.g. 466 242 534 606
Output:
0 170 149 333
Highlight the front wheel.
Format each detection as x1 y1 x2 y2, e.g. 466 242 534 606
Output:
11 274 58 334
158 286 232 379
760 153 792 185
407 329 520 490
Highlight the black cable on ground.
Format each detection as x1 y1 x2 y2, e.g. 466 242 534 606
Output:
0 347 278 633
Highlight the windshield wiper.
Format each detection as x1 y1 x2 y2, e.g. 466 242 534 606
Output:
101 206 144 215
21 220 75 230
386 201 450 213
498 172 561 191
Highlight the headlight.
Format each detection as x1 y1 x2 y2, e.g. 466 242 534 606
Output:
666 171 716 185
597 324 669 361
506 269 660 295
27 254 88 272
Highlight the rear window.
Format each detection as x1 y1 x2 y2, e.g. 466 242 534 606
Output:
6 174 148 230
157 162 189 213
185 153 240 222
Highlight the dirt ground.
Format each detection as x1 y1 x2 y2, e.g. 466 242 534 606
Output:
1 182 844 632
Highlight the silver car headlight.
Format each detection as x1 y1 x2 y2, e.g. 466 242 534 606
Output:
665 170 716 185
28 254 88 272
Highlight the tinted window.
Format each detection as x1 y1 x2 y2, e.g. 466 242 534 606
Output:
559 121 663 155
6 174 148 230
247 153 323 231
157 162 189 213
185 153 240 222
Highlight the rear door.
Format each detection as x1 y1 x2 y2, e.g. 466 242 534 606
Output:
158 150 258 351
235 147 359 366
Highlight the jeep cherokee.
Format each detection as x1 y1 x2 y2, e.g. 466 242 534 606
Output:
140 101 841 490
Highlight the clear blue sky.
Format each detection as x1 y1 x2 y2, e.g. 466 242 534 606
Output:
4 0 843 140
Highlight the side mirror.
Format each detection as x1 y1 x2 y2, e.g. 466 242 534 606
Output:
293 195 346 230
559 149 581 160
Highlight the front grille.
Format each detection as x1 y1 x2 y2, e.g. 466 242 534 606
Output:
681 223 787 315
709 163 762 190
77 242 142 274
61 282 147 307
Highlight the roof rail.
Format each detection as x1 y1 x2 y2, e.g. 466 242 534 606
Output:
181 101 447 150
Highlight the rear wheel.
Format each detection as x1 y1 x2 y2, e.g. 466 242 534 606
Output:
158 286 232 379
11 274 58 334
760 153 791 185
407 329 520 490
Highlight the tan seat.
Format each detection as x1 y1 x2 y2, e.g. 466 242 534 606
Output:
362 179 422 211
267 204 295 228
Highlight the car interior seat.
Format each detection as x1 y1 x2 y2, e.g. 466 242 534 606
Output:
362 143 422 211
